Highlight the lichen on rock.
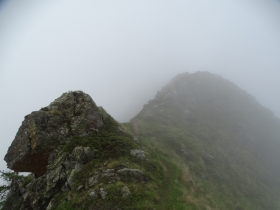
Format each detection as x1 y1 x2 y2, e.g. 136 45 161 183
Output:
4 91 104 177
130 149 146 160
2 90 152 210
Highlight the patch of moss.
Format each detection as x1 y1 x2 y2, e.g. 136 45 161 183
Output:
49 109 62 116
63 130 137 159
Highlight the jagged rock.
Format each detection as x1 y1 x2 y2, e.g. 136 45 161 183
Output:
133 137 139 143
100 169 119 184
89 174 100 187
117 168 148 182
104 169 115 173
67 163 84 188
4 143 97 210
76 185 84 191
121 186 131 197
2 90 147 210
88 169 121 187
3 72 280 210
83 147 98 161
130 149 146 160
72 146 98 163
46 201 52 210
4 91 104 177
89 190 97 198
99 188 107 199
101 169 116 178
72 146 85 162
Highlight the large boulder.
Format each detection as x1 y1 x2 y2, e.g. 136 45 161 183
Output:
4 91 104 177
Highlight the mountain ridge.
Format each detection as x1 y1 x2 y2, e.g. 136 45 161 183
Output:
2 71 280 210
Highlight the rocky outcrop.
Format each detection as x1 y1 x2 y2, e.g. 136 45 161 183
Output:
3 146 100 210
2 91 150 210
4 91 104 177
130 149 146 160
3 145 148 210
4 72 280 210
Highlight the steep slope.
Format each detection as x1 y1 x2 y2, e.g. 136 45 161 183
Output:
3 72 280 210
2 91 164 210
128 71 280 209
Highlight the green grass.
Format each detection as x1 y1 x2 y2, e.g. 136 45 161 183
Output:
128 96 280 210
51 122 190 210
51 88 280 210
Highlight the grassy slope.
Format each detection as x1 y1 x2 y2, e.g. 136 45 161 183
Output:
125 72 280 210
21 72 280 210
49 109 188 210
126 115 280 209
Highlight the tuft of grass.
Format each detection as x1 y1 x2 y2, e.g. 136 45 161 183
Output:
20 174 34 188
49 109 62 115
62 130 138 160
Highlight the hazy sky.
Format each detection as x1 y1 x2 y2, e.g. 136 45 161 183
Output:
1 0 280 171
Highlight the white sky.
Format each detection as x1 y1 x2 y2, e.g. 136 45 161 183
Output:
0 0 280 171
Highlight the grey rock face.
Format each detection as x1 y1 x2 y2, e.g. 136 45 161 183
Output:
67 165 82 188
3 145 100 210
88 168 120 187
89 175 100 187
99 188 107 199
72 146 98 163
130 149 146 160
4 91 104 177
133 137 139 144
121 186 131 197
2 90 148 210
89 190 97 198
66 145 99 188
117 168 148 182
46 201 52 210
76 185 84 191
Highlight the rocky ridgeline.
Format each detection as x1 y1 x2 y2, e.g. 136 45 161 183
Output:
3 91 147 210
6 72 280 209
5 91 104 177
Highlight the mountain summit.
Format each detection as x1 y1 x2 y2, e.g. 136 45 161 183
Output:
3 72 280 210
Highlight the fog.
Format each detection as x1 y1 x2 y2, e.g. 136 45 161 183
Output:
1 0 280 172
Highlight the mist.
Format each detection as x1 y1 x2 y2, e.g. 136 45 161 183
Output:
1 0 280 172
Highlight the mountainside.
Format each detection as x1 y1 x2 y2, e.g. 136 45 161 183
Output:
129 72 280 209
2 72 280 210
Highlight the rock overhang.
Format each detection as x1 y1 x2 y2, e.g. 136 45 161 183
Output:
4 91 104 177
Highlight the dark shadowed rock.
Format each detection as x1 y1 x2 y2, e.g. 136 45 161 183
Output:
4 91 104 177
